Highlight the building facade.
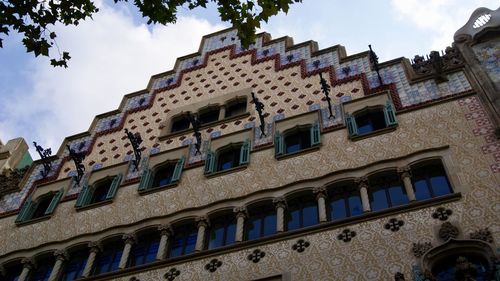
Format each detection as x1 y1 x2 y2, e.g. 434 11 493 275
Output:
0 6 499 281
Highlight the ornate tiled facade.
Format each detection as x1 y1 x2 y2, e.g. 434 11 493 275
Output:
1 7 500 281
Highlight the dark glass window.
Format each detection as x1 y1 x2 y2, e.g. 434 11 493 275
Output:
225 100 247 118
152 164 175 188
129 232 160 267
90 179 113 204
369 173 408 211
432 254 489 281
412 163 452 200
171 117 190 133
207 214 236 250
355 110 386 135
286 196 318 231
61 250 88 281
169 224 197 258
284 128 311 154
30 259 54 281
30 195 53 219
92 241 123 275
3 263 22 281
216 146 241 172
198 108 220 125
245 204 276 241
328 184 363 221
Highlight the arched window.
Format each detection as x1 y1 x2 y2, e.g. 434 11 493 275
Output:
171 115 190 133
328 182 363 221
61 248 88 281
92 240 123 276
15 188 64 224
412 162 452 200
198 106 220 125
432 255 490 281
204 140 250 175
169 223 197 258
245 203 276 241
138 158 185 192
369 172 408 211
275 121 320 157
75 174 122 208
207 213 236 250
345 101 397 138
286 194 318 231
30 255 54 281
128 231 160 267
90 178 114 204
2 262 23 281
225 99 247 118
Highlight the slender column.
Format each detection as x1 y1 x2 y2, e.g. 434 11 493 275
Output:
18 258 34 281
313 187 328 222
118 234 136 269
398 166 416 202
273 197 287 232
356 177 371 212
48 250 68 281
195 216 209 252
233 206 247 242
156 224 173 260
82 242 101 278
219 105 226 120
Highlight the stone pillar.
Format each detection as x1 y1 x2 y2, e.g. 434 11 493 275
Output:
219 105 226 120
82 242 101 278
48 250 68 281
195 216 209 252
18 258 34 281
398 166 416 202
118 234 136 269
233 206 247 242
273 197 287 232
356 177 371 212
156 224 173 260
313 186 328 222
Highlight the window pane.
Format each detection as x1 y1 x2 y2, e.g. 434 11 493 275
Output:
287 209 300 231
284 129 311 154
199 109 220 124
184 232 197 255
91 180 112 204
95 253 112 274
370 189 389 211
217 148 240 171
208 226 224 249
302 204 318 227
225 222 236 246
413 179 431 200
62 254 87 281
330 198 347 220
356 111 386 135
145 241 159 264
225 101 246 118
31 195 53 219
171 118 190 132
131 244 147 266
169 237 183 258
388 185 409 207
431 176 451 197
246 218 262 241
263 213 276 237
348 195 363 216
153 165 174 187
109 250 122 272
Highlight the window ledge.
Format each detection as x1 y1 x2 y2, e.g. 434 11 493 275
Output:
205 164 248 178
75 199 113 212
15 215 51 227
138 182 179 195
275 145 320 161
349 125 397 141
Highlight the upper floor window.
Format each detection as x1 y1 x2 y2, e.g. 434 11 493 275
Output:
171 115 191 133
92 241 123 276
207 214 236 250
345 100 397 138
138 157 185 192
2 262 23 281
30 257 54 281
15 188 64 224
275 121 320 157
412 162 452 200
369 172 408 211
225 99 247 118
61 249 88 281
75 174 123 208
204 139 250 175
432 254 490 281
328 182 363 221
286 195 318 231
169 223 197 258
245 203 276 241
128 232 160 267
198 106 220 125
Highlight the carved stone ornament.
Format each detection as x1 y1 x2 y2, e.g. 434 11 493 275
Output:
54 250 69 261
438 222 459 241
205 258 222 273
412 242 433 258
122 233 136 245
432 207 453 221
292 239 310 253
454 256 479 281
272 197 287 209
312 186 327 199
338 229 356 243
247 249 265 263
410 46 464 82
0 167 28 196
233 206 248 218
164 268 180 281
469 228 494 243
385 218 405 232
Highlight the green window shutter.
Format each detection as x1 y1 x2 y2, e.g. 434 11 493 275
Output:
204 150 215 174
310 120 321 146
239 139 251 165
171 156 185 183
106 174 123 200
274 131 283 156
44 188 64 215
16 196 33 223
75 184 90 208
345 113 358 138
138 168 153 191
384 101 398 126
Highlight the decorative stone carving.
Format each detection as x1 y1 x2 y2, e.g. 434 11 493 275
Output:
432 207 453 221
196 216 209 228
247 249 265 263
54 249 69 261
397 166 411 178
385 218 405 232
469 228 494 243
337 229 356 243
438 222 459 241
233 206 247 218
412 242 433 258
394 272 405 281
122 233 136 245
312 186 327 199
88 241 102 253
410 46 464 82
0 167 28 195
164 268 180 281
292 239 310 253
158 224 173 236
205 258 222 272
21 257 35 269
454 256 478 281
272 197 287 209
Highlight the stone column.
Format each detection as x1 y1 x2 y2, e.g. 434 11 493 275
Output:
313 186 328 222
219 105 226 120
118 234 136 269
195 216 209 252
18 258 34 281
48 250 68 281
398 166 416 202
156 224 173 260
273 197 287 232
233 206 247 242
82 242 101 278
355 177 371 212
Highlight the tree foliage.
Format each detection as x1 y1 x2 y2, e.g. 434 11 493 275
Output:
0 0 302 67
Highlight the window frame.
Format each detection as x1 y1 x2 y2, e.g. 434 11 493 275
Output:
275 120 321 158
327 183 363 221
15 188 64 224
204 139 251 176
168 223 198 258
128 232 161 267
138 157 185 193
411 162 453 200
345 100 398 139
368 171 409 211
224 98 248 119
75 174 123 209
170 114 191 133
207 213 237 250
60 249 88 281
245 203 277 241
285 195 319 231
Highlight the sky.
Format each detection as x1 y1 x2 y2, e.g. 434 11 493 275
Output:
0 0 498 158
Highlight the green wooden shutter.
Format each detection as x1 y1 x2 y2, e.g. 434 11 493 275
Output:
274 131 283 156
75 184 90 208
106 174 123 200
239 139 251 165
171 157 185 182
345 113 358 138
384 101 398 126
16 196 34 223
44 188 64 215
310 120 321 146
138 168 153 191
204 150 215 174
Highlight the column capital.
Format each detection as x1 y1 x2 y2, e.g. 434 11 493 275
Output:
158 224 173 236
272 196 287 209
88 241 102 253
233 206 248 218
313 186 328 199
196 216 209 228
355 177 369 189
54 250 69 261
397 166 412 178
21 258 35 269
122 233 136 245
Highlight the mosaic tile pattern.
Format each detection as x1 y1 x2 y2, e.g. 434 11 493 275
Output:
473 39 500 83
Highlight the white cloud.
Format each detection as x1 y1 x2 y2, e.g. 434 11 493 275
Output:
0 2 226 155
